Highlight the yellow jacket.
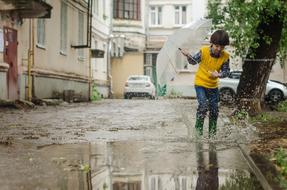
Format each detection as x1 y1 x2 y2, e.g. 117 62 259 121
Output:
195 46 229 88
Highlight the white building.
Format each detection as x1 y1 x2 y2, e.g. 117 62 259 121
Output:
91 0 112 98
146 0 207 97
110 0 147 98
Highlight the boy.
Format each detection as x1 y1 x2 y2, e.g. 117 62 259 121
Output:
180 30 230 137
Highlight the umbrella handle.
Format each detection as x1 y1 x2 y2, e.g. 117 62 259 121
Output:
178 48 199 64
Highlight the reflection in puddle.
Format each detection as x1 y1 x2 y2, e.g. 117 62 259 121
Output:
40 141 263 190
1 141 263 190
196 143 219 189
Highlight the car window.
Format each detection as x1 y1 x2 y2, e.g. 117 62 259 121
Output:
128 76 148 81
230 72 241 79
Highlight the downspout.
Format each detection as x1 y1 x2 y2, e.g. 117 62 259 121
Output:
27 19 34 102
107 0 113 98
88 46 92 101
88 0 93 101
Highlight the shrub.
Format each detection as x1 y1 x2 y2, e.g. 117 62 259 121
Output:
276 100 287 112
91 84 101 101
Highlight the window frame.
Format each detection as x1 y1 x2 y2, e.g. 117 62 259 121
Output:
174 5 187 25
113 0 141 20
60 0 68 55
78 11 85 59
149 6 162 26
37 18 46 48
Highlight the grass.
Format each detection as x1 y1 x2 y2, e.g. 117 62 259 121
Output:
250 112 281 124
270 148 287 189
219 170 262 190
276 100 287 112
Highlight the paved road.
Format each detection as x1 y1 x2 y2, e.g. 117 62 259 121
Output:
0 99 264 190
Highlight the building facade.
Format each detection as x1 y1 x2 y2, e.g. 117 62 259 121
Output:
146 0 199 97
91 0 112 98
110 0 147 98
0 0 91 102
0 0 52 101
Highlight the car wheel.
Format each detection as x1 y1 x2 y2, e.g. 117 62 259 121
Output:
220 88 235 103
268 89 283 103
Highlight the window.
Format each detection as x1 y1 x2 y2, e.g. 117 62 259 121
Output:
144 53 157 82
175 5 186 25
103 44 106 57
113 0 141 20
145 54 152 66
60 1 68 53
37 19 45 46
102 0 106 18
93 0 99 16
78 11 84 58
150 6 162 26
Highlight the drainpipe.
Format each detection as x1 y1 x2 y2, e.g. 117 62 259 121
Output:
27 19 34 102
107 0 113 98
88 49 92 101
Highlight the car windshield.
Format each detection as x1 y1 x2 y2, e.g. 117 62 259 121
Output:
128 76 148 81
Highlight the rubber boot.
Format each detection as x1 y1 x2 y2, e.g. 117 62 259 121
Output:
195 118 204 136
209 119 217 138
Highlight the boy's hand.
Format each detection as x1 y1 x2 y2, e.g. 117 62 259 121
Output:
179 48 191 57
210 70 221 78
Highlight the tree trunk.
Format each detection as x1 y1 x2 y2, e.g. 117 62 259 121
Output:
236 11 283 115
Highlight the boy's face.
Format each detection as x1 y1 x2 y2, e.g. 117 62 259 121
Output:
211 44 225 55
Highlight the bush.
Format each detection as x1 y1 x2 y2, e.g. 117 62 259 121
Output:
91 85 101 101
276 100 287 112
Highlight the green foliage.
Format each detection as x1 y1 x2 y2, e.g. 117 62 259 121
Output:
276 100 287 112
250 112 281 123
271 148 287 188
91 84 101 101
273 148 287 176
220 170 262 190
80 163 90 173
157 84 167 96
229 109 250 127
207 0 287 61
233 109 249 120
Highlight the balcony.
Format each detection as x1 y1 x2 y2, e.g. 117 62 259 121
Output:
0 0 52 18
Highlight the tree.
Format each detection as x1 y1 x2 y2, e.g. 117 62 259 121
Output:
207 0 287 115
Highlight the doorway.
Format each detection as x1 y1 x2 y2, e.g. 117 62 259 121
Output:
4 27 18 100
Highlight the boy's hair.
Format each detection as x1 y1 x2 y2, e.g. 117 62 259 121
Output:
210 30 229 46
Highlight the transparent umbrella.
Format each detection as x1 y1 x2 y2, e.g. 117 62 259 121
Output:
156 19 212 93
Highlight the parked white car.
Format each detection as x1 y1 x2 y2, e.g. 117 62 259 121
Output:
124 75 156 99
219 71 287 103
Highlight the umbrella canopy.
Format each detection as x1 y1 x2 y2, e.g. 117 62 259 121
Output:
156 19 212 89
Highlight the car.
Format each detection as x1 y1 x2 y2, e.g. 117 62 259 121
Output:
123 75 156 99
219 71 287 103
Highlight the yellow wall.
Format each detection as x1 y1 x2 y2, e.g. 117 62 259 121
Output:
111 53 144 98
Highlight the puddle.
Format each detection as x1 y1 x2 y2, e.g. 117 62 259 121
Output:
0 141 263 190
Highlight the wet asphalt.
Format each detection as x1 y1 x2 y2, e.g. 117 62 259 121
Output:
0 99 264 190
